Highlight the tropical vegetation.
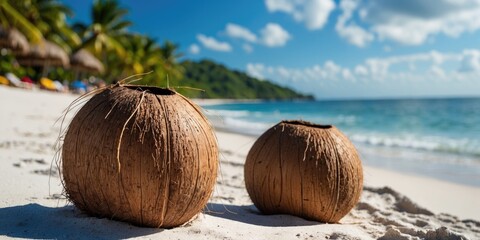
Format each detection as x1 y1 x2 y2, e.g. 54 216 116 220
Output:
175 60 313 100
0 0 312 99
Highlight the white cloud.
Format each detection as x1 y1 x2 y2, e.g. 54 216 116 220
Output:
430 50 445 65
429 65 446 78
354 65 368 76
364 0 480 33
225 23 257 42
243 44 254 53
246 49 480 98
246 63 265 79
459 50 480 72
336 23 374 47
324 60 341 75
365 59 390 80
342 68 354 81
198 23 291 51
369 0 480 45
334 0 480 47
336 0 373 47
229 23 291 48
277 67 292 79
265 0 335 30
196 34 232 52
372 21 437 45
265 0 295 13
189 44 200 54
259 23 291 47
303 0 336 30
265 0 480 48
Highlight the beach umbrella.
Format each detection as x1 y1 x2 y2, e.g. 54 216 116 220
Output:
39 77 57 91
70 49 104 74
5 72 23 88
0 76 9 85
70 80 87 93
21 76 34 84
21 76 35 89
0 27 30 54
16 39 70 76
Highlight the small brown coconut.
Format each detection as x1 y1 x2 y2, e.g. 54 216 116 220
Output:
244 120 363 223
61 84 218 228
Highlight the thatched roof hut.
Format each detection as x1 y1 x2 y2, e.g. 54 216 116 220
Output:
16 40 70 68
70 49 104 74
0 27 30 54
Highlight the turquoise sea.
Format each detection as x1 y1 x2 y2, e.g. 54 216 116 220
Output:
203 98 480 187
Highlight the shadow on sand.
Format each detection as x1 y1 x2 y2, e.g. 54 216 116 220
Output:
0 203 161 240
204 203 320 227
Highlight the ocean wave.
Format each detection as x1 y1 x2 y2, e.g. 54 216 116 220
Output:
321 114 357 125
349 133 480 157
204 107 480 157
205 109 252 118
206 115 270 136
210 116 480 157
223 117 271 135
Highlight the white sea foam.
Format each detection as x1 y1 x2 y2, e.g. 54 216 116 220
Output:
203 103 480 158
205 109 251 118
349 133 480 157
331 115 357 125
204 111 270 136
222 117 271 135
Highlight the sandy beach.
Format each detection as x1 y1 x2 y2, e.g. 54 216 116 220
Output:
0 85 479 239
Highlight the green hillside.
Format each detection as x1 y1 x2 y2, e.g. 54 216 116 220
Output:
174 60 314 100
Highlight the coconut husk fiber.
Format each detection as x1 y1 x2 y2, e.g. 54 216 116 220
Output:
244 120 363 223
61 84 218 228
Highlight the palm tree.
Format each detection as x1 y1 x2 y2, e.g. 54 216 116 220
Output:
14 0 81 53
158 40 184 83
8 0 81 53
0 0 42 43
121 34 161 74
78 0 131 60
1 0 186 85
105 34 167 85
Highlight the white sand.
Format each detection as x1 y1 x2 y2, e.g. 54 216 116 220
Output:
0 85 479 239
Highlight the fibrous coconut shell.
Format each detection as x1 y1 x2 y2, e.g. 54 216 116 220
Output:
61 84 218 228
244 120 363 223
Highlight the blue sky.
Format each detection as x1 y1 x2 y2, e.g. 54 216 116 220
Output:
62 0 480 99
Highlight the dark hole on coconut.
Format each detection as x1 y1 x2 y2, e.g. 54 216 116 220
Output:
125 85 176 95
281 120 332 129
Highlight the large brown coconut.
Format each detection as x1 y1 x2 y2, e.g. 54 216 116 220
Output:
244 120 363 223
61 84 218 228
